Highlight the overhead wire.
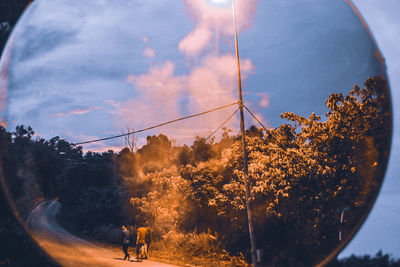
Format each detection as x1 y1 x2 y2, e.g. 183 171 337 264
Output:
13 101 268 151
206 107 240 141
72 101 239 146
243 104 268 132
10 102 268 153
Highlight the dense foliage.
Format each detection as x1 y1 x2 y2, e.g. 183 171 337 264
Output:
126 76 390 265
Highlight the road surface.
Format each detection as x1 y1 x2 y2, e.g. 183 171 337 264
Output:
27 200 179 267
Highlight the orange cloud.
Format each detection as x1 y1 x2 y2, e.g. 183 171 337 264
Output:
0 118 7 128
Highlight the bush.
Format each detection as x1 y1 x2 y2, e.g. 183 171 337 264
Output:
153 230 246 266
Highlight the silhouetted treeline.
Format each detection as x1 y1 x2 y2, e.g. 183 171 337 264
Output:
0 125 134 242
328 251 400 267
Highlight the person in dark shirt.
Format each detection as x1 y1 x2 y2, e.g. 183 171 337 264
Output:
121 225 130 260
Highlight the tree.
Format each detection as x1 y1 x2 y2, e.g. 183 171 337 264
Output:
116 147 137 177
176 144 194 166
191 136 214 163
179 76 391 265
137 134 173 172
122 127 136 153
327 251 400 267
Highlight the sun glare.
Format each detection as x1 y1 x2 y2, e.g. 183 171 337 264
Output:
208 0 230 6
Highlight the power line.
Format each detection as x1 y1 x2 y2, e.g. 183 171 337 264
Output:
72 102 239 146
243 104 268 132
206 107 239 141
14 101 268 151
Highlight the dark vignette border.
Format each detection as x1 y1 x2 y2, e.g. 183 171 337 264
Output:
0 0 58 266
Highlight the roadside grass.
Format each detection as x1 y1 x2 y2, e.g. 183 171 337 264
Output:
147 231 247 267
98 231 247 267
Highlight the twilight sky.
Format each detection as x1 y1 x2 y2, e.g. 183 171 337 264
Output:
0 0 397 259
0 0 382 150
339 0 400 258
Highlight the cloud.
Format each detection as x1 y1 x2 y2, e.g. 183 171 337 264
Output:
0 119 6 127
120 61 185 128
251 110 271 129
142 36 149 43
5 0 259 148
180 0 258 56
187 55 254 112
257 93 270 109
143 47 156 58
108 1 259 145
0 35 14 114
180 55 254 139
125 61 184 101
104 99 122 110
51 106 103 118
110 54 255 145
179 26 212 55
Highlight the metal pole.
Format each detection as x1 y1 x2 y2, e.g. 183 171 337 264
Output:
231 1 257 266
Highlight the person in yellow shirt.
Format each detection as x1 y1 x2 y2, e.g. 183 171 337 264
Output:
144 227 151 259
136 226 149 261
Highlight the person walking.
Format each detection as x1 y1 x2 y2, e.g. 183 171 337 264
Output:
136 226 149 261
144 227 151 259
121 225 130 261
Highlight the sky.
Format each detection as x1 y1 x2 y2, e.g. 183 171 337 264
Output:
0 0 382 150
0 0 398 260
339 0 400 258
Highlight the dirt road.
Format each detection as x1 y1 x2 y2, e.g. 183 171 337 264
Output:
27 200 179 267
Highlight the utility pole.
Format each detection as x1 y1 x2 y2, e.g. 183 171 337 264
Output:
231 0 257 266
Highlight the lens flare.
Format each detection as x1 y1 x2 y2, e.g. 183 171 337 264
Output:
208 0 230 6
